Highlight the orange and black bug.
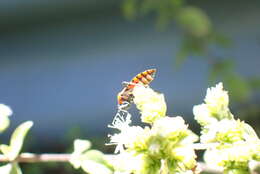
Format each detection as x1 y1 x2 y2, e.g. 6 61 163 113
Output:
117 69 156 110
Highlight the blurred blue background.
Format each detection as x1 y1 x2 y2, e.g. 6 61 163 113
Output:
0 0 259 149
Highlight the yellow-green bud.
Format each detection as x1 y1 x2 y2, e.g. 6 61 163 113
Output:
133 86 167 124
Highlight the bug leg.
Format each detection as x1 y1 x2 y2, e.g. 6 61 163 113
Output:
122 81 139 87
118 101 131 110
122 81 145 87
122 81 130 87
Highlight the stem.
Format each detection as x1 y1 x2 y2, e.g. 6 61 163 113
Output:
0 153 71 163
0 153 259 174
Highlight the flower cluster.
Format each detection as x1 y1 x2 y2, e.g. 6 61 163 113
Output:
133 85 167 124
193 83 233 126
108 86 197 174
193 82 260 173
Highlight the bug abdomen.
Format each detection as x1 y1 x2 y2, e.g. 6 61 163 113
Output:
131 69 156 85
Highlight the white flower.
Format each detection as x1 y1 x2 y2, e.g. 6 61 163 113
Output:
133 85 160 105
193 104 218 126
243 123 260 143
108 110 149 153
205 82 229 108
133 85 167 124
200 119 243 143
204 83 232 120
152 116 188 139
108 110 132 131
221 143 252 162
194 83 233 126
172 146 197 169
111 152 144 173
109 125 148 153
176 170 194 174
203 149 224 169
204 141 255 168
252 142 260 160
148 141 161 155
181 130 199 144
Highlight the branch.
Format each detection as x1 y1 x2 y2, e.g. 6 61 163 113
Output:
0 153 259 174
0 153 71 163
0 143 215 163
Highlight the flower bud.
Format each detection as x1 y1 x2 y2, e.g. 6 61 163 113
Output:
133 86 167 124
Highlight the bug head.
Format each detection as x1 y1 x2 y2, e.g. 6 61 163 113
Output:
117 91 124 105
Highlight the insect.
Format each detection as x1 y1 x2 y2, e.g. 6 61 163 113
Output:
117 69 157 110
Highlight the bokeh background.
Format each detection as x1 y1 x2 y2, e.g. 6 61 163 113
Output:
0 0 259 173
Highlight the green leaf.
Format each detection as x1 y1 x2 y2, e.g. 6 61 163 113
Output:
177 6 212 37
122 0 138 20
10 163 22 174
83 150 114 172
0 104 12 133
73 139 91 155
248 77 260 90
80 151 114 174
70 139 92 169
209 59 234 83
224 73 251 102
211 32 232 48
0 144 11 158
175 43 189 68
70 141 114 174
83 150 107 165
81 160 113 174
0 163 22 174
0 116 10 133
0 121 33 160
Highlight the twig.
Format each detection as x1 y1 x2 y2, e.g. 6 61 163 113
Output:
0 153 71 163
0 153 259 174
